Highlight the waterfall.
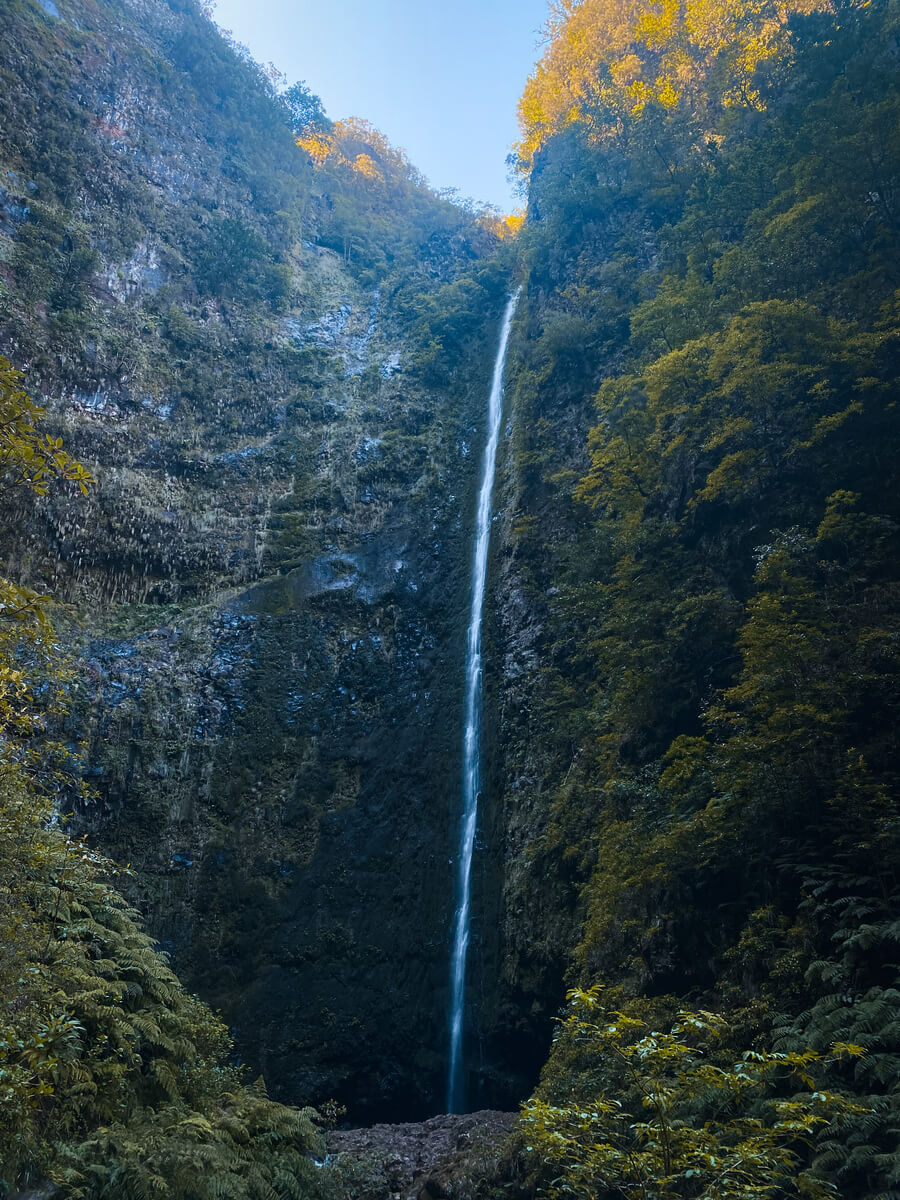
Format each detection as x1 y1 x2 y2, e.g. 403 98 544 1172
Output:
447 290 519 1114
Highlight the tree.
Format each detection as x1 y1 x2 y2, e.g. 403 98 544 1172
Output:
194 217 290 308
281 80 328 134
515 0 829 168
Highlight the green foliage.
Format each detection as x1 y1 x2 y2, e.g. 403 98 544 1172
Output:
0 356 93 495
11 202 98 314
299 117 502 285
53 1088 326 1200
0 784 328 1194
395 254 511 384
521 989 865 1200
194 217 291 309
0 0 313 387
507 1 900 1196
281 81 329 134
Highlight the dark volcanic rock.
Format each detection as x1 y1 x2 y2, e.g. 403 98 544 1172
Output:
0 0 521 1124
327 1110 518 1200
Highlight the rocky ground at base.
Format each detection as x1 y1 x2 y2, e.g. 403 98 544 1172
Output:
326 1109 520 1199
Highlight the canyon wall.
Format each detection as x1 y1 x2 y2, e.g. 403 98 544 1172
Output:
1 0 528 1118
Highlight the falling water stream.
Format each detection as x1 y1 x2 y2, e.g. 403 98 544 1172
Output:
447 290 520 1114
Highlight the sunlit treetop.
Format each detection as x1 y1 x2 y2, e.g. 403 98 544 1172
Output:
297 117 425 188
516 0 828 166
477 210 527 239
296 118 519 242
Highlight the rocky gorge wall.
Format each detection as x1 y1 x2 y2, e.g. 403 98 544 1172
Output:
0 0 528 1119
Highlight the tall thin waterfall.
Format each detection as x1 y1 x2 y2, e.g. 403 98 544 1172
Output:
447 290 519 1114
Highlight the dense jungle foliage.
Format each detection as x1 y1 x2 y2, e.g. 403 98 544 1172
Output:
507 0 900 1196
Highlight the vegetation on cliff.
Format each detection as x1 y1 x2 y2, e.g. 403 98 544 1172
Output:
504 0 900 1195
0 360 337 1197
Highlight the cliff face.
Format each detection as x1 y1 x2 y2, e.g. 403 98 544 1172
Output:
0 0 522 1118
483 5 900 1191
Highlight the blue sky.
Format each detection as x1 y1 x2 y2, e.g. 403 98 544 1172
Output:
212 0 550 211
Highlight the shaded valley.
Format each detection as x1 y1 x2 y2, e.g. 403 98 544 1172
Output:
1 0 899 1196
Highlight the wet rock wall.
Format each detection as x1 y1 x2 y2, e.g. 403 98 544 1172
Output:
1 0 514 1118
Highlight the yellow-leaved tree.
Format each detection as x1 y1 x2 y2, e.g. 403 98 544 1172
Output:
517 0 827 166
